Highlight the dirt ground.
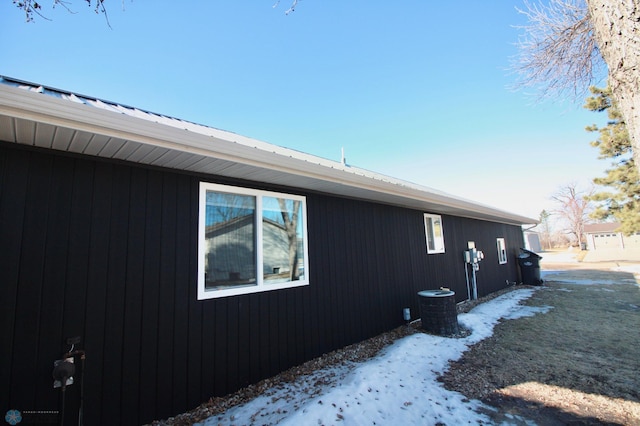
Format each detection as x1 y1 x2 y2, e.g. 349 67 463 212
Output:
439 262 640 425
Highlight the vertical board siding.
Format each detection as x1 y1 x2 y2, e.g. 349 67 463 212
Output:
171 179 190 413
138 170 162 423
0 149 26 412
1 142 525 425
156 173 177 421
84 161 113 424
13 153 51 412
37 154 73 416
120 167 147 424
101 165 130 425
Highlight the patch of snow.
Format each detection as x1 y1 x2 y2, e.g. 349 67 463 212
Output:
503 305 553 320
198 288 541 425
556 278 617 285
612 264 640 277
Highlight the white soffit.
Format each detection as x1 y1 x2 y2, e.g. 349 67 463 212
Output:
0 76 537 225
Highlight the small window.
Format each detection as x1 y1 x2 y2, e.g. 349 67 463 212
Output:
496 238 507 264
424 214 445 254
198 182 309 299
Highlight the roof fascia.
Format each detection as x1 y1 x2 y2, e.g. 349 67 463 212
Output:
0 83 537 225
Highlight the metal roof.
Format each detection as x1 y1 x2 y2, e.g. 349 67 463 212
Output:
0 76 537 225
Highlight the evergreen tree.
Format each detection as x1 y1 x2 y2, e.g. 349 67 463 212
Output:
584 86 640 235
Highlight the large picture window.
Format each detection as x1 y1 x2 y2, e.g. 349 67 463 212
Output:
198 182 309 299
424 213 445 254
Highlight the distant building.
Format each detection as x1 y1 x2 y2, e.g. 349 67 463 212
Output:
584 222 640 250
523 230 542 253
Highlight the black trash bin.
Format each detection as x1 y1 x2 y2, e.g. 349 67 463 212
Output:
518 248 543 285
417 290 460 336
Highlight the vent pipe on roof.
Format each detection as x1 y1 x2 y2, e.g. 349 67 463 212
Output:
341 147 346 166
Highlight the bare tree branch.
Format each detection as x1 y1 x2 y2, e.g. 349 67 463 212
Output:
551 183 595 245
13 0 113 27
511 0 606 100
273 0 299 15
13 0 51 22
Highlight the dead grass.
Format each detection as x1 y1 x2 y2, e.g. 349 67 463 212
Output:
440 267 640 425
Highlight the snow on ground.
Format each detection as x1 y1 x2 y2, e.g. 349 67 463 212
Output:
613 263 640 277
198 289 541 426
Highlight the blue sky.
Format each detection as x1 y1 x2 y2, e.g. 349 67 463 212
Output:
1 1 609 220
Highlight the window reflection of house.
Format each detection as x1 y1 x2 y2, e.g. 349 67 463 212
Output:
204 215 300 288
205 214 256 288
262 218 300 282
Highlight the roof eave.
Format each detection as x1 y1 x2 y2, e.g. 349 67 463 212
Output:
0 83 537 226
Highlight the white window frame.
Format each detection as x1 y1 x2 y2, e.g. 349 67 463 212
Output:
496 237 507 264
424 213 445 254
198 182 310 300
